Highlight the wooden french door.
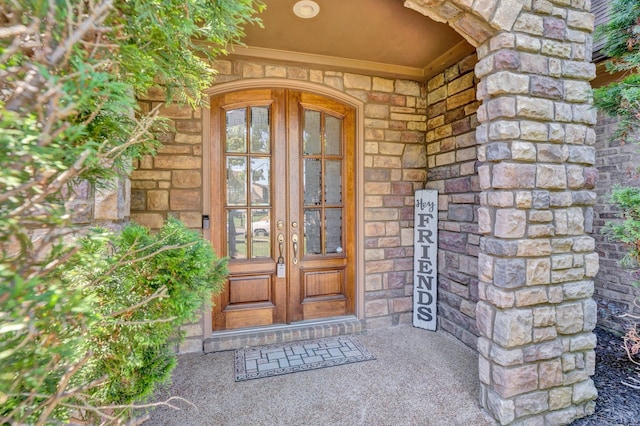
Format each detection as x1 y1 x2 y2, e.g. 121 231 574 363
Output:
210 89 355 331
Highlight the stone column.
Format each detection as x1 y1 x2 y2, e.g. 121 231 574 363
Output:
474 7 599 425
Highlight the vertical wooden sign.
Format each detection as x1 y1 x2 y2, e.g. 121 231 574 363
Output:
413 189 438 331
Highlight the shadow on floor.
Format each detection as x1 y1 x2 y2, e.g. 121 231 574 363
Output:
146 325 496 425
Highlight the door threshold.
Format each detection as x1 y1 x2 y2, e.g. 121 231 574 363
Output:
204 316 364 353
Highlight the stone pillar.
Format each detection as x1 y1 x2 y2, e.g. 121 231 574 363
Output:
474 7 599 425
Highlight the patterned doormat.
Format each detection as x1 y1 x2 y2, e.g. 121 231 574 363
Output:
234 335 375 382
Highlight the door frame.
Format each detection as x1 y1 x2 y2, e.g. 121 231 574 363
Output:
202 78 365 336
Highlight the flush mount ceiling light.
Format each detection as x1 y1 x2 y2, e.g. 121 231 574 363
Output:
293 0 320 19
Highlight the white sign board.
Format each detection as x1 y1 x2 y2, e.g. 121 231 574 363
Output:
413 189 438 331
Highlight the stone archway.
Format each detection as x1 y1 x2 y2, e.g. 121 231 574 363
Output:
405 0 599 424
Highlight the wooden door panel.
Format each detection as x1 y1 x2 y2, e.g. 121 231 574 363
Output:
289 91 356 322
302 299 348 320
211 89 287 331
303 269 344 298
225 308 274 329
222 89 274 104
212 89 355 331
228 275 272 304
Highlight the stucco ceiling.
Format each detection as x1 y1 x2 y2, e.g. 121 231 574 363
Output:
232 0 473 80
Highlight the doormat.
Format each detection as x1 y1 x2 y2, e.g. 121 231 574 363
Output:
234 335 375 382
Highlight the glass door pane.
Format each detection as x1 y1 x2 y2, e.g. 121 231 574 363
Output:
324 115 342 155
250 106 270 153
227 209 247 259
303 159 322 206
301 108 344 257
325 160 342 205
226 109 247 153
251 209 271 258
224 106 272 260
303 110 321 155
304 209 322 255
325 209 343 254
250 158 270 206
226 157 247 206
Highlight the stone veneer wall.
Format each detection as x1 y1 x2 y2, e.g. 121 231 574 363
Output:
130 59 444 349
98 0 606 422
593 111 640 332
471 11 600 426
130 98 204 231
425 54 482 349
406 0 602 423
123 0 606 421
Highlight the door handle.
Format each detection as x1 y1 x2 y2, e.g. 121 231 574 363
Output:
277 233 284 259
292 234 298 264
277 234 285 278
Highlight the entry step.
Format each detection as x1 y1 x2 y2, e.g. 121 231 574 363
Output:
204 317 364 353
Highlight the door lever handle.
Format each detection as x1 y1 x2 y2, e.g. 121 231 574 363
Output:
277 234 284 259
276 234 285 278
292 234 298 264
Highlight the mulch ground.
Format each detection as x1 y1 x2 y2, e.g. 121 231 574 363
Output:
571 326 640 425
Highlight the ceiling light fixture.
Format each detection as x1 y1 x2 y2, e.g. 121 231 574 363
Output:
293 0 320 19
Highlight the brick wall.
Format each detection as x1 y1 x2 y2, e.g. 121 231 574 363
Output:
593 111 640 332
425 54 481 348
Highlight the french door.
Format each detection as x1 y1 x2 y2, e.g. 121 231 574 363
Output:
210 89 355 331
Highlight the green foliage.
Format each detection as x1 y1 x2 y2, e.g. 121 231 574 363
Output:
1 219 226 423
596 0 640 271
594 73 640 142
0 275 95 422
1 0 264 215
111 0 264 106
595 0 640 66
606 187 640 268
1 0 262 423
70 219 226 415
594 0 640 142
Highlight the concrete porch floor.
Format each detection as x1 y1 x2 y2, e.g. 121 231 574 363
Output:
147 325 496 425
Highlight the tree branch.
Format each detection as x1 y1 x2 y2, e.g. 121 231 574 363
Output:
48 0 113 66
108 286 169 318
35 351 93 426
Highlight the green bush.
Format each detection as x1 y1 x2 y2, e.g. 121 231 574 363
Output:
68 218 227 407
606 187 640 269
1 219 227 423
0 273 94 423
593 0 640 144
1 1 261 423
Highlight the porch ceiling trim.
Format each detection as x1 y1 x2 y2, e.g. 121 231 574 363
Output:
228 41 474 82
